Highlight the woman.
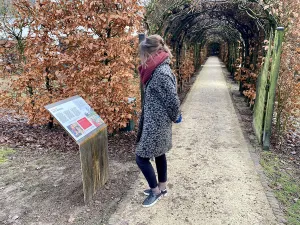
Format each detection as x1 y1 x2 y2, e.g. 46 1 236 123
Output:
136 35 182 207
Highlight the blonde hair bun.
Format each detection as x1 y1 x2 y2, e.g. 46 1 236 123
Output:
139 34 172 66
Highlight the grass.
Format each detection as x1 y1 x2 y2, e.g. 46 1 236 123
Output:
0 147 15 163
261 152 300 225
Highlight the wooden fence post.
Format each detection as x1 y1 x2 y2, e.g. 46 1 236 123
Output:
138 33 146 106
263 27 285 150
253 30 273 143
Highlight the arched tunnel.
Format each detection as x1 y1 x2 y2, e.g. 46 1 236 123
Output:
145 0 277 72
208 43 220 56
144 0 288 149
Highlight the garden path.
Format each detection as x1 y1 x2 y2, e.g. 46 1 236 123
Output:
108 57 278 225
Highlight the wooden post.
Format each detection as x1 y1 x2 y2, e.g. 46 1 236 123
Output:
79 126 109 203
196 44 200 71
231 42 237 78
253 31 273 143
138 33 145 106
194 44 199 71
263 27 285 150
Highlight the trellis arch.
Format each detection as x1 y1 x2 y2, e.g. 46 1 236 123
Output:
144 0 284 149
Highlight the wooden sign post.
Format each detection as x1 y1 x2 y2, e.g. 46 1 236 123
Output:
45 95 109 203
78 127 108 203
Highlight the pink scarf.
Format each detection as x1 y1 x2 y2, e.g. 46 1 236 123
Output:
138 51 169 85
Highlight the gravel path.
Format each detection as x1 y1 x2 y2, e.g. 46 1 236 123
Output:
108 57 278 225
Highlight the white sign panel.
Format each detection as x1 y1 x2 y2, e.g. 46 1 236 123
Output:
45 96 105 142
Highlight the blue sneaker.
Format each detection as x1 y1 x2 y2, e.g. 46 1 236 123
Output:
142 192 163 207
143 189 168 196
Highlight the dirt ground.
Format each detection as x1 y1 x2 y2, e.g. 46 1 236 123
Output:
0 73 197 225
0 129 139 225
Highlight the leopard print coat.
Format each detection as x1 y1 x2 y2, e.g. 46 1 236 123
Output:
136 59 180 158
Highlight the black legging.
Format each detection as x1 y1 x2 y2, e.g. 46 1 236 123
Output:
136 154 167 189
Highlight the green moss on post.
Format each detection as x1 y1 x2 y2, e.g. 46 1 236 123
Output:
263 27 285 150
253 31 273 143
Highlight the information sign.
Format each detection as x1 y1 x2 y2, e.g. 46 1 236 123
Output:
45 96 105 143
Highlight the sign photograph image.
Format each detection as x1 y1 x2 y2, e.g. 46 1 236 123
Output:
67 122 85 138
85 110 104 128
